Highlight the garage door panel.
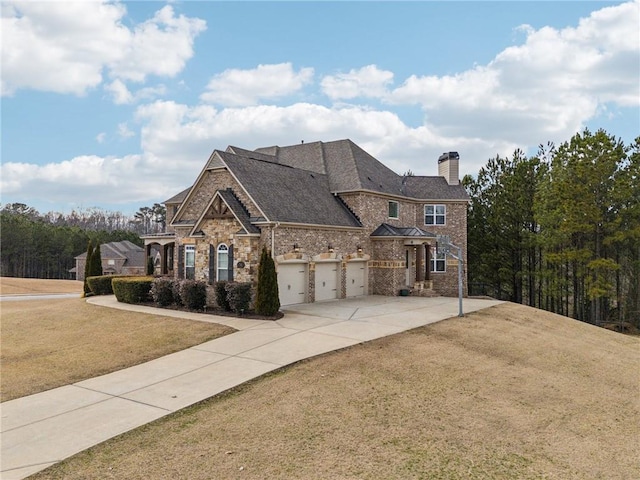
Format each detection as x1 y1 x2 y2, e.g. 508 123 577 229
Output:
346 261 366 298
278 263 308 306
315 262 339 302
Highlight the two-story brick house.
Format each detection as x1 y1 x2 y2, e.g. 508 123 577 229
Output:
143 139 469 306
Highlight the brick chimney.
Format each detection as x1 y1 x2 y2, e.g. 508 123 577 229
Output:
438 152 460 185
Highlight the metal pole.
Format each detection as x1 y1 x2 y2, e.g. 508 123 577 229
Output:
457 245 463 317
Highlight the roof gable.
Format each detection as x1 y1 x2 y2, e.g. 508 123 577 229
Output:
191 189 260 235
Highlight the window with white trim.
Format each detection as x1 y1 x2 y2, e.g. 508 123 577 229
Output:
185 245 195 280
388 200 399 219
217 243 229 281
430 250 446 272
425 204 446 225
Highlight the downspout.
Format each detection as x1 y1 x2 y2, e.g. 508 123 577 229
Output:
271 222 280 256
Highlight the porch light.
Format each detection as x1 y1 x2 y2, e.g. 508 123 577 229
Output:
328 244 334 253
293 243 300 253
356 245 363 253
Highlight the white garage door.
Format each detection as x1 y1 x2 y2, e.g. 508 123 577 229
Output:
346 260 366 298
278 262 308 306
315 261 339 302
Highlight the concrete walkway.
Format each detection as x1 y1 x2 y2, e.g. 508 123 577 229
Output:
1 295 502 479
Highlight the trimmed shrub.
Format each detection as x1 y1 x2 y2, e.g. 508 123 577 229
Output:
214 281 230 311
83 241 93 296
151 277 174 306
112 276 153 304
86 275 123 295
180 280 207 311
225 282 253 315
147 256 155 275
255 247 280 316
172 280 184 306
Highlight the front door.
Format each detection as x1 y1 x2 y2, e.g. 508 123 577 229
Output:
405 248 413 286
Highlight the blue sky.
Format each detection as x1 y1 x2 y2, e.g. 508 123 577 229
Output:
2 1 639 216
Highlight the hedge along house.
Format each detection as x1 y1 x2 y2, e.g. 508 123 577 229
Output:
143 140 470 306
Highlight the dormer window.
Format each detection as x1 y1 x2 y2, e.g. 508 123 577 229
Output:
425 205 446 225
388 201 399 219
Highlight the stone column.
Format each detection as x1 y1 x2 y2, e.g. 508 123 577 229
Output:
425 244 430 281
416 245 424 282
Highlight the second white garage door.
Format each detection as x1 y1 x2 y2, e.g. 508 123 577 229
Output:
315 261 339 302
346 260 367 297
277 262 308 306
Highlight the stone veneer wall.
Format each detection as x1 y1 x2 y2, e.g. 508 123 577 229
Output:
191 218 260 284
178 169 259 222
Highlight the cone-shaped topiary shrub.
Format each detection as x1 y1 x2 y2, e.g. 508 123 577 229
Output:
83 241 94 296
90 243 103 277
255 247 280 316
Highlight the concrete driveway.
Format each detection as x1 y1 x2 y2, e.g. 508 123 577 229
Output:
1 295 502 480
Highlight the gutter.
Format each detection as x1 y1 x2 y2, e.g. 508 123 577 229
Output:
271 222 280 255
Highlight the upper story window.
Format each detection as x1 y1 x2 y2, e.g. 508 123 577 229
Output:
388 201 399 219
425 204 446 225
185 245 196 280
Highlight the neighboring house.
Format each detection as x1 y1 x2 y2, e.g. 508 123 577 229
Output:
143 139 469 306
73 241 146 281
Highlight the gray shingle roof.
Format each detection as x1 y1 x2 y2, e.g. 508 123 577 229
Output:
403 176 470 200
217 189 261 234
220 151 362 227
253 139 469 200
165 139 468 229
370 223 436 238
164 187 191 204
75 241 145 267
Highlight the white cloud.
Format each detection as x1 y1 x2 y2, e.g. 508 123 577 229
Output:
96 132 107 144
3 1 637 212
0 98 522 211
117 123 135 139
105 80 134 105
1 2 205 97
200 63 314 106
107 5 206 82
135 100 512 180
0 154 161 203
105 80 167 105
321 65 394 100
387 0 639 146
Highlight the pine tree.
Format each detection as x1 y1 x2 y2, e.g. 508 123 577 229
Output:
83 241 93 295
255 247 280 316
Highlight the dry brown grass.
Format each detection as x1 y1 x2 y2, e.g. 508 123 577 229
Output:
31 303 640 480
0 276 83 295
1 298 234 401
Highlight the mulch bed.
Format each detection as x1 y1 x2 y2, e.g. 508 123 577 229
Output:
138 301 284 321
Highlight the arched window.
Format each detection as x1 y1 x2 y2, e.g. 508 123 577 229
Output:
185 245 195 280
217 243 229 281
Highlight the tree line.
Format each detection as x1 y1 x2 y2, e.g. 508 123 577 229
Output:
465 129 639 327
0 203 165 279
